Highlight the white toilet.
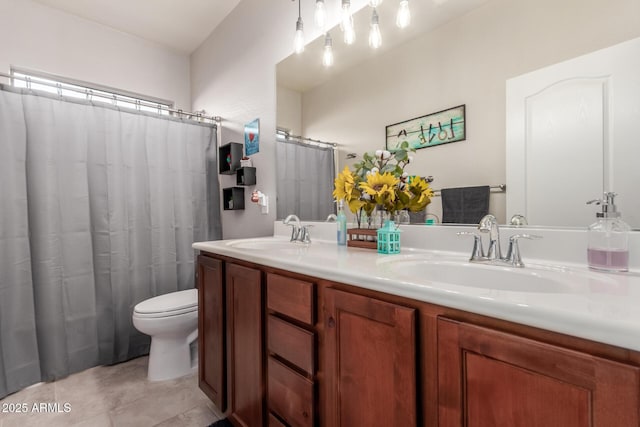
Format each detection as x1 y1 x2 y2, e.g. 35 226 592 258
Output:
132 288 198 381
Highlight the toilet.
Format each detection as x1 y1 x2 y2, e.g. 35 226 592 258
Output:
132 288 198 381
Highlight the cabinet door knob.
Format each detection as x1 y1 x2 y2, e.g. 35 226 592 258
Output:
327 316 335 328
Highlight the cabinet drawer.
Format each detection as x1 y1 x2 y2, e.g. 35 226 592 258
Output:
268 357 314 427
268 315 315 375
267 273 314 325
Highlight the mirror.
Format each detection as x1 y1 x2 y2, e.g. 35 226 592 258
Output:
276 0 640 229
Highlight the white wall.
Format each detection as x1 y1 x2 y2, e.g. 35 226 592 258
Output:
0 0 191 110
276 86 302 136
191 0 369 239
301 0 640 224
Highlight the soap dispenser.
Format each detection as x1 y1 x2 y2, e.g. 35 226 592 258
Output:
336 200 347 246
586 192 630 272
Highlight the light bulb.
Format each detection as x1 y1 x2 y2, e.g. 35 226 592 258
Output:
344 26 356 45
294 17 305 54
396 0 410 28
314 0 326 29
369 9 382 49
369 0 383 6
322 33 334 67
340 0 355 41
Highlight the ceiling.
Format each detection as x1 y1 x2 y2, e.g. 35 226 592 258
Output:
33 0 242 54
278 0 490 92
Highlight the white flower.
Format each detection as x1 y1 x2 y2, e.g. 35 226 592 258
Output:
371 167 379 174
375 149 383 158
382 150 391 160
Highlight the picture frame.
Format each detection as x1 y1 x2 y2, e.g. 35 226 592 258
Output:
244 118 260 155
385 104 466 151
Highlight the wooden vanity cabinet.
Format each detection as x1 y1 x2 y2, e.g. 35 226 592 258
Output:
226 263 264 427
323 288 418 427
197 255 226 411
266 273 317 427
437 317 640 427
198 253 640 427
197 255 265 427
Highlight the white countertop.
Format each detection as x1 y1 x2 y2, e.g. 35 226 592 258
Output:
194 225 640 352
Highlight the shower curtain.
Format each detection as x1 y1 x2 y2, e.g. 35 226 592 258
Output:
0 87 221 399
276 139 335 221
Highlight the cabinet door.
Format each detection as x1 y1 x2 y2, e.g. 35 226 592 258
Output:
438 317 640 427
197 255 226 411
324 288 417 426
227 263 264 427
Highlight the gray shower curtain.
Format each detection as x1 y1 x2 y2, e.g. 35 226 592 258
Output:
276 139 335 220
0 87 221 399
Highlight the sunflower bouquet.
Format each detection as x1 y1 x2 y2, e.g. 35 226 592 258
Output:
333 141 433 228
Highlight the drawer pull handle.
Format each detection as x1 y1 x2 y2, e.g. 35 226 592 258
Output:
328 317 335 328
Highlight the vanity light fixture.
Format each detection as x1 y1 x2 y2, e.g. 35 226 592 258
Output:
294 0 305 54
369 8 382 49
314 0 326 29
341 0 356 45
323 32 334 67
396 0 411 28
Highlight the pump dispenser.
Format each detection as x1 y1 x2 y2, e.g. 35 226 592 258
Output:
336 200 347 246
586 192 630 272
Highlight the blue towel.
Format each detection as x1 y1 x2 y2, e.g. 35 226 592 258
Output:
441 186 490 224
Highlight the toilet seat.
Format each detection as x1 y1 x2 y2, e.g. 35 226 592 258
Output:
134 288 197 318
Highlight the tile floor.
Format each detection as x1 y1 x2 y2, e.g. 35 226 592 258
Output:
0 356 221 427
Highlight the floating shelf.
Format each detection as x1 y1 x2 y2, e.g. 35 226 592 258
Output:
223 187 245 210
219 142 243 175
236 167 256 186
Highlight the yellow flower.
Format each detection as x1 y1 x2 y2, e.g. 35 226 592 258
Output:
359 172 399 209
405 176 433 212
332 145 432 224
333 166 358 202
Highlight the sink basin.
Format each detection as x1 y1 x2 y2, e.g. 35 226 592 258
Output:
380 258 604 293
226 238 306 251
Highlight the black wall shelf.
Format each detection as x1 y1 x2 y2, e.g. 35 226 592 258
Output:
223 187 245 210
219 142 243 175
236 167 256 186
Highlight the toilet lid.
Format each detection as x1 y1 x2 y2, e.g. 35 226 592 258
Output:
134 288 198 315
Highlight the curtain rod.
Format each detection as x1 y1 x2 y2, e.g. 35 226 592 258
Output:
0 72 220 124
276 128 338 148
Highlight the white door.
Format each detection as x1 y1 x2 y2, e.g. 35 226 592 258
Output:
506 37 640 228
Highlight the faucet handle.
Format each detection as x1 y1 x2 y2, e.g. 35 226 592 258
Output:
509 233 542 242
457 231 485 261
300 225 313 244
285 222 300 242
505 234 542 267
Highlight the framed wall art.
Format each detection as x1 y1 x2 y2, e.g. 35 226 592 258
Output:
385 104 465 151
244 118 260 155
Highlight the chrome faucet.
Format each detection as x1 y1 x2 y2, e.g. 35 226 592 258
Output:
457 214 541 268
283 214 312 243
478 214 502 260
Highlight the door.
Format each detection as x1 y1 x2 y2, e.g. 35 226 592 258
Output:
438 317 640 427
227 263 264 427
506 37 640 228
324 288 417 426
197 255 226 411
